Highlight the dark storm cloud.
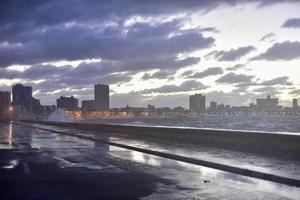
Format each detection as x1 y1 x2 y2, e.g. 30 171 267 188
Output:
1 0 296 26
216 72 254 84
210 46 256 61
252 41 300 61
282 17 300 28
0 19 211 68
189 67 224 78
260 76 292 86
0 0 298 68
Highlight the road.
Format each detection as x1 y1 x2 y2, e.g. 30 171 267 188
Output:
0 121 299 199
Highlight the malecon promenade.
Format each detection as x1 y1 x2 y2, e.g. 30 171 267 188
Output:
1 120 300 199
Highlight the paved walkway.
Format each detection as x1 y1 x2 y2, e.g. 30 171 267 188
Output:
0 122 299 199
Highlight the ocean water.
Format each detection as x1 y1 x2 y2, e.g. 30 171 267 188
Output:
81 115 300 134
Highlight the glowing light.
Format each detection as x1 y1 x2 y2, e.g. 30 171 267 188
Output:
8 123 13 146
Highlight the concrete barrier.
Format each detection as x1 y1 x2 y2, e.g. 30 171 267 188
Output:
21 120 300 160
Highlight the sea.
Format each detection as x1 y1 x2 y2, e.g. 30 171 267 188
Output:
80 115 300 134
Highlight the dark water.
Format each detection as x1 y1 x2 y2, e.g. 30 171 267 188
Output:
81 115 300 134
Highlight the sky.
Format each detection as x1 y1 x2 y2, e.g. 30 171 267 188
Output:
0 0 300 108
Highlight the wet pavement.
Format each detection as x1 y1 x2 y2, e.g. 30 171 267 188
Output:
1 122 300 199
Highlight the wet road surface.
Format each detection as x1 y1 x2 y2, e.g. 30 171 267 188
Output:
1 122 300 199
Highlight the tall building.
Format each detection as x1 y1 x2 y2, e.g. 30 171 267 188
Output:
57 96 78 111
189 94 206 112
94 84 109 110
292 98 298 110
12 84 32 111
256 95 279 112
0 91 11 119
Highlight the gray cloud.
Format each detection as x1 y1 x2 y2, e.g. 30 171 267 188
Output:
290 89 300 95
252 86 278 94
260 76 292 86
210 46 256 61
0 21 212 68
260 33 275 41
226 64 245 71
0 0 297 68
140 80 208 94
206 90 256 106
282 17 300 28
216 72 254 84
141 70 173 80
0 68 21 79
0 1 297 27
252 41 300 61
189 67 224 78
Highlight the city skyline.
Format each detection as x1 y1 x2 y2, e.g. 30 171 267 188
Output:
2 83 299 110
0 1 300 107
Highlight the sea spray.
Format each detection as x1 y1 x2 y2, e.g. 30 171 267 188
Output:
48 109 73 122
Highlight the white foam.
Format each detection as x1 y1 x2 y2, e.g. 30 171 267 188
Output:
48 109 72 122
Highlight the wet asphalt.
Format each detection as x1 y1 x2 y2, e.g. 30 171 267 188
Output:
0 122 299 199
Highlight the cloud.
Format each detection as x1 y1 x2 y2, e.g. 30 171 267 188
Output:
290 89 300 94
119 56 201 72
0 1 297 27
260 76 292 86
252 86 278 94
206 90 256 106
226 64 245 71
210 46 256 61
189 67 224 78
0 68 21 79
0 19 211 68
260 33 275 41
252 41 300 61
216 72 254 84
140 80 208 94
282 17 300 28
141 70 173 80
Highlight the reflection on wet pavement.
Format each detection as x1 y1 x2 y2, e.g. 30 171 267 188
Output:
1 122 300 199
29 122 300 180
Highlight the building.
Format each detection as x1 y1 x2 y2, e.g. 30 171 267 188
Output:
42 105 56 115
82 100 95 111
94 84 109 110
32 97 43 115
256 95 279 112
209 101 217 113
12 84 32 111
0 91 11 119
57 96 78 111
189 94 206 112
292 98 298 110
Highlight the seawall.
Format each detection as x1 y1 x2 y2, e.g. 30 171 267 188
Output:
21 120 300 160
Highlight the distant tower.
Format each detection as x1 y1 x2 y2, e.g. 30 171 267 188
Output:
12 84 32 111
94 84 109 110
189 94 206 112
292 98 298 109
